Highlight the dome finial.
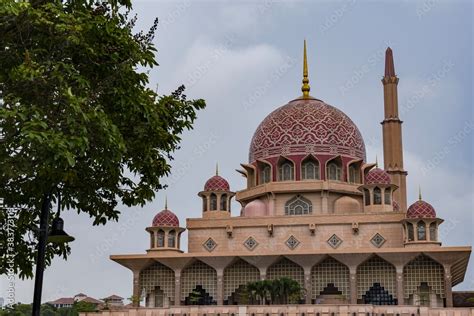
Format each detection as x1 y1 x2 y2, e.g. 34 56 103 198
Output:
418 185 422 201
375 155 378 168
301 39 311 98
215 162 219 176
165 195 168 210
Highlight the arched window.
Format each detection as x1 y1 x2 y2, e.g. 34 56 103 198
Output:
220 194 227 211
349 165 358 183
364 189 371 206
210 193 217 211
429 222 437 241
327 162 341 181
384 188 391 205
302 158 319 180
260 164 271 184
373 187 382 205
285 195 312 215
407 223 414 241
279 161 294 181
157 230 165 247
168 230 176 248
202 197 207 212
417 221 426 241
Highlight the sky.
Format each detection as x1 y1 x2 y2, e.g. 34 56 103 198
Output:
1 0 473 305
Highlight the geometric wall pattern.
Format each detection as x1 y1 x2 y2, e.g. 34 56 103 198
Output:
223 259 260 300
357 256 397 299
139 262 175 306
181 260 217 302
311 257 350 300
403 255 445 298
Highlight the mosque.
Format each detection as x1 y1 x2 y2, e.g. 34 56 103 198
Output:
109 42 471 313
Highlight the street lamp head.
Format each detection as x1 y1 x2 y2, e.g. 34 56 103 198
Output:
47 216 75 244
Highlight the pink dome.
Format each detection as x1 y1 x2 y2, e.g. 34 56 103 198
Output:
249 98 366 163
152 209 179 227
365 168 391 185
407 200 436 219
243 199 267 217
204 175 230 191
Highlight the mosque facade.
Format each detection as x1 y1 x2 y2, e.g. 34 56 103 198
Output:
109 43 471 313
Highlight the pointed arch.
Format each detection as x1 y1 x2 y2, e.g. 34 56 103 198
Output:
356 255 397 304
326 156 343 181
301 155 320 180
267 257 304 287
223 258 260 304
181 260 217 305
139 262 175 307
347 159 362 183
257 160 272 184
417 221 427 241
277 156 295 181
221 194 228 210
157 229 165 248
285 195 312 215
311 256 350 301
373 187 382 205
403 255 445 306
210 193 217 211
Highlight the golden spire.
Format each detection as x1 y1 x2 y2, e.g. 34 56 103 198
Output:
375 155 378 167
165 195 168 210
301 39 311 98
215 162 219 176
418 185 422 201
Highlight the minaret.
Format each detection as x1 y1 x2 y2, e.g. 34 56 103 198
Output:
381 47 408 212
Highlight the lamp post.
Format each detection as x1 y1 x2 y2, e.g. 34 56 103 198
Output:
32 192 74 316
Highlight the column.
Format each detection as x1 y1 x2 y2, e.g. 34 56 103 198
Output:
217 269 224 305
349 267 357 304
174 270 182 306
132 270 140 307
259 268 267 280
304 268 312 304
396 267 405 305
444 265 453 307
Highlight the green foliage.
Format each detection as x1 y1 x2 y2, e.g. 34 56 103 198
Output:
0 302 99 316
245 278 303 305
0 0 205 278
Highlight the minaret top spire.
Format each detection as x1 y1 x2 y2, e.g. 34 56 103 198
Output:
418 185 422 201
384 47 396 77
165 195 168 210
301 39 311 98
215 162 219 176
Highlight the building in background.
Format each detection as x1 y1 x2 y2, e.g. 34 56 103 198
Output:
108 42 471 314
48 293 102 309
102 295 124 307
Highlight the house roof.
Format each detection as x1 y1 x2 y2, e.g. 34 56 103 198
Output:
104 295 123 300
48 298 75 305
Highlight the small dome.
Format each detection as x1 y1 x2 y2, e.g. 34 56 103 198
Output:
407 200 436 219
365 168 391 185
204 175 230 191
243 199 267 217
152 209 179 227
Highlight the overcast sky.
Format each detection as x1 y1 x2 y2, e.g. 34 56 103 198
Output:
1 0 473 305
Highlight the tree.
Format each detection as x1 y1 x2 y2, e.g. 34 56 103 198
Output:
0 0 205 278
245 278 303 305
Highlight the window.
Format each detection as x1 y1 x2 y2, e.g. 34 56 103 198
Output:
384 188 391 205
210 193 217 211
407 223 414 241
157 230 165 247
260 165 271 184
202 197 207 212
220 194 227 211
285 195 312 215
429 222 437 241
279 161 294 181
327 162 341 181
349 165 358 183
417 221 426 241
373 187 382 205
168 230 176 248
364 189 371 206
302 158 319 180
